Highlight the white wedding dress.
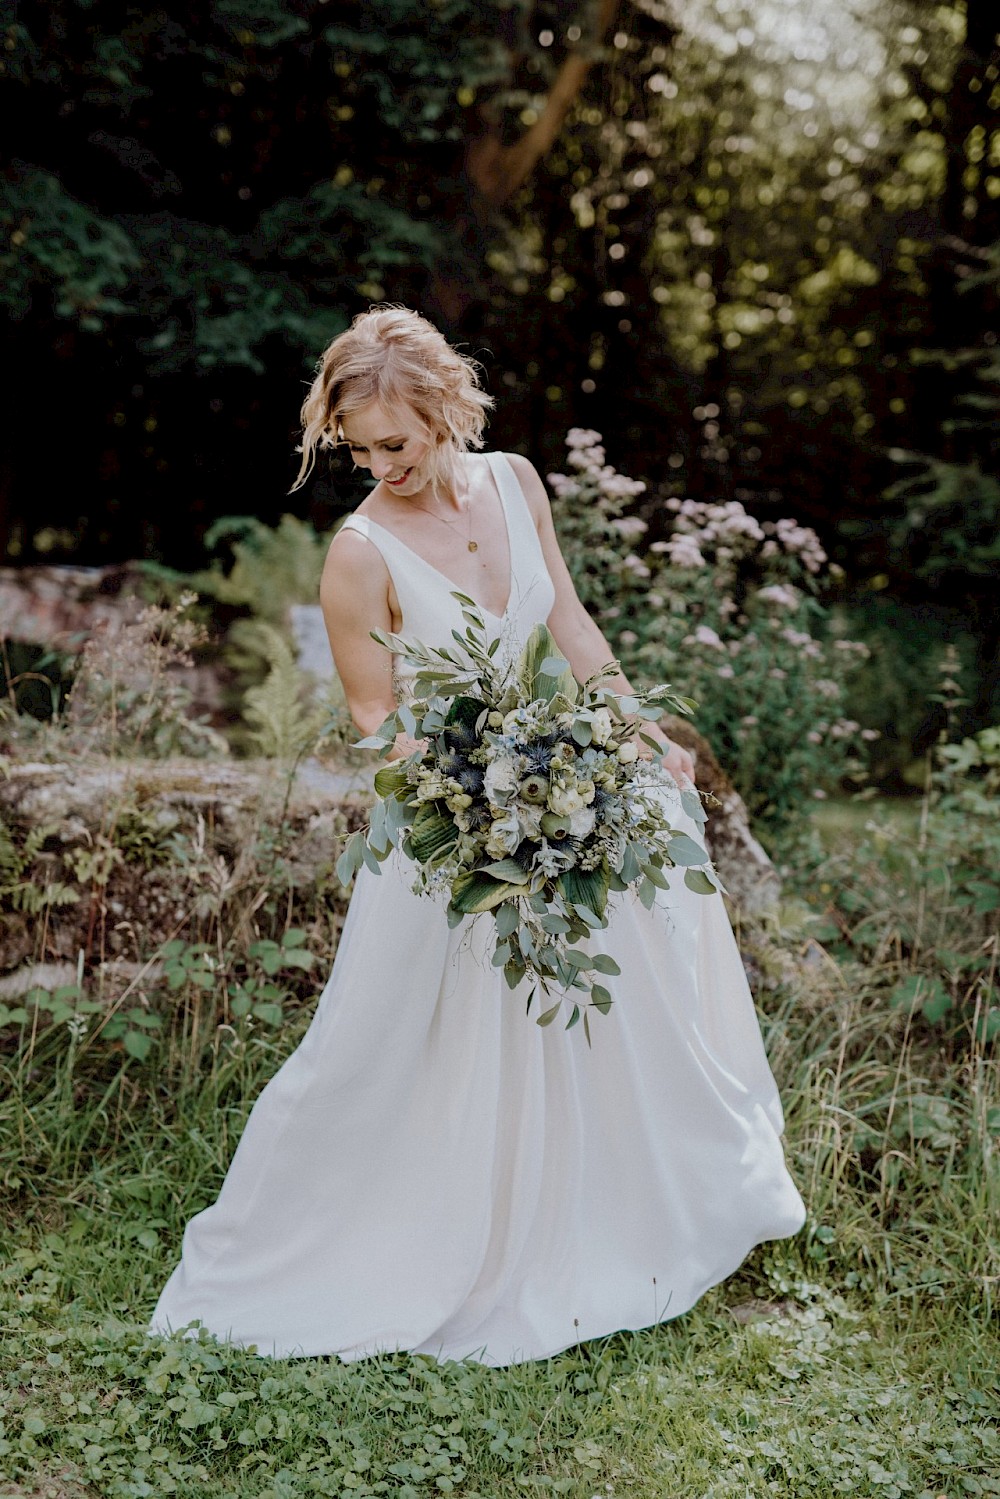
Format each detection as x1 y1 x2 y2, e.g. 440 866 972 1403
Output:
149 451 805 1366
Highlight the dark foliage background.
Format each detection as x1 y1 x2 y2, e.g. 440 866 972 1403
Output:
2 0 998 724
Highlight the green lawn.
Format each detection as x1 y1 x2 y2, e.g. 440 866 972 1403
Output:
2 937 997 1499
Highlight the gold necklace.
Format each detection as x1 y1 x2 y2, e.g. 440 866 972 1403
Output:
404 484 478 552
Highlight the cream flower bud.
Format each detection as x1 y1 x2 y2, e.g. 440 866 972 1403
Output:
591 707 614 746
617 741 639 764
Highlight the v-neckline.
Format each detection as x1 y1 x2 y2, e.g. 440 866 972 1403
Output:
360 453 515 622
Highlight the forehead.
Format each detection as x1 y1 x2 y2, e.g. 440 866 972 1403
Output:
339 400 418 445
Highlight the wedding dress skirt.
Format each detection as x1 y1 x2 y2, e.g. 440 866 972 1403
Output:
149 452 805 1365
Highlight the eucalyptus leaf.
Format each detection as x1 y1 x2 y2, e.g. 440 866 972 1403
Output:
680 789 707 825
684 868 717 895
494 903 520 938
591 953 621 976
536 1002 562 1027
666 833 710 867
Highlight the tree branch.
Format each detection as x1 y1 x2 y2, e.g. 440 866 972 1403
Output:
467 0 621 207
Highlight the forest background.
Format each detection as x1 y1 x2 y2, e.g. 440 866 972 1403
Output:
0 4 998 1498
2 0 999 756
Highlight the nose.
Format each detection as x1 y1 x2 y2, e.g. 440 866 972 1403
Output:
369 453 395 479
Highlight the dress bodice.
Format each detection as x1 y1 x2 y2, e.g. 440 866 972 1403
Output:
338 451 556 700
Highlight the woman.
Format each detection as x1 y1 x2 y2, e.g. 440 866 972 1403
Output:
149 306 805 1366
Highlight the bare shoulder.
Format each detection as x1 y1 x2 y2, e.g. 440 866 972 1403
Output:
320 523 390 616
502 450 550 521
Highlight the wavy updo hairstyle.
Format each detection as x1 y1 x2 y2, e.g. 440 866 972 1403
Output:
292 305 494 495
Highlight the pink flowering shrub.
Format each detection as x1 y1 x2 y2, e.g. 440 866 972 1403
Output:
549 431 872 831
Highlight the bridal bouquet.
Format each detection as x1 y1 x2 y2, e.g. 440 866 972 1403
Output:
336 594 719 1038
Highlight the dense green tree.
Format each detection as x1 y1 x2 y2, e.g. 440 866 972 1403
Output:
1 0 998 732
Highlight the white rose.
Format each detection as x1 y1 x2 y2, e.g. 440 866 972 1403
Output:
484 755 519 802
568 806 596 840
591 708 614 746
617 741 639 764
549 782 585 816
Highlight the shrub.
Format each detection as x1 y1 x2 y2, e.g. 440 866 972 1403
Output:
549 429 871 832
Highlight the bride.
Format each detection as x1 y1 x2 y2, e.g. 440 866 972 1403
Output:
149 305 805 1366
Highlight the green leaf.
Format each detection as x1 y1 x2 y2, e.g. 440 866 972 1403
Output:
591 953 620 976
666 833 710 867
252 1003 284 1027
336 830 366 887
483 858 530 884
536 1002 562 1027
684 868 717 895
451 871 523 914
680 789 707 825
123 1030 153 1061
517 623 579 704
495 903 520 938
409 804 458 863
642 861 671 890
374 763 411 798
591 984 613 1014
558 864 609 918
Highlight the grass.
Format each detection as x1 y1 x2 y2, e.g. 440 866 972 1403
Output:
1 937 997 1499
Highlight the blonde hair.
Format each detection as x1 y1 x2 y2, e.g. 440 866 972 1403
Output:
292 305 493 494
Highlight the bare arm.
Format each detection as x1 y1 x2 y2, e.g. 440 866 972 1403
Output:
319 530 415 759
505 452 697 785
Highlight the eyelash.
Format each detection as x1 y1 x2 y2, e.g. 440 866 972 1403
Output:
349 443 405 454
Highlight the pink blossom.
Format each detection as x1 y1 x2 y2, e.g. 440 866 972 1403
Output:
716 664 735 679
619 629 638 646
612 516 649 538
566 427 603 449
759 585 800 609
662 536 706 568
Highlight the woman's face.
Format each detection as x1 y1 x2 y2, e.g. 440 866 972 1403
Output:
339 400 433 496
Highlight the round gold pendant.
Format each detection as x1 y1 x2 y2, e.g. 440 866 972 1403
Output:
468 540 478 552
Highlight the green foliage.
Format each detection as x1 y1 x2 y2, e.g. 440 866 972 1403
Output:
798 714 1000 1046
1 826 998 1494
0 162 140 329
836 596 978 784
240 622 328 761
550 432 869 831
186 514 329 625
0 596 230 763
0 819 80 917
